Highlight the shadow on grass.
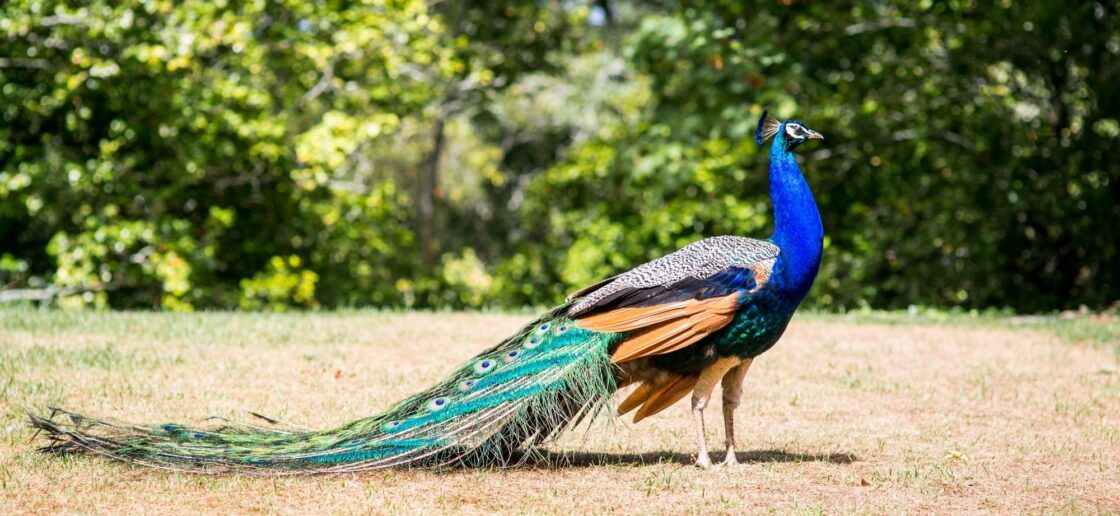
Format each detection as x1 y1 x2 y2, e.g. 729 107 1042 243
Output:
524 449 859 469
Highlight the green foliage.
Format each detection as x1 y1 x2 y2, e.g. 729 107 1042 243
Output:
507 1 1120 312
239 255 318 312
0 0 448 310
1 1 1117 312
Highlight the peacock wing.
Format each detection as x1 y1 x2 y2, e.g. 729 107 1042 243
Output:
567 236 779 364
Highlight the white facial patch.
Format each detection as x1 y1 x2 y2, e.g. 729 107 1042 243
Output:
785 124 804 138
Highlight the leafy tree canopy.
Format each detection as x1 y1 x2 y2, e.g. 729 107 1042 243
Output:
1 1 1116 312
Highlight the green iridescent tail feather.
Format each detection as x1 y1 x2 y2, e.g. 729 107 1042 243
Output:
29 307 623 473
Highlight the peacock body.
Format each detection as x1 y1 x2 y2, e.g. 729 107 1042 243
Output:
31 111 825 472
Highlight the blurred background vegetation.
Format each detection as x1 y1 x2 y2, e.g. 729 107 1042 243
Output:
1 1 1117 313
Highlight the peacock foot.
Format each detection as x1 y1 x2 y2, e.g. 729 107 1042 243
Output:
695 454 718 470
721 452 740 468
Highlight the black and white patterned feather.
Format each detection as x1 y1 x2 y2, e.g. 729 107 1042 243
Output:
566 236 779 316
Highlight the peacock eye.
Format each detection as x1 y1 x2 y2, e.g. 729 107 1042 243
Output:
426 397 449 411
473 358 497 375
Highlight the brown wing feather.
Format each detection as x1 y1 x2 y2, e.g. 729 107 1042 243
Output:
575 286 742 422
575 293 739 364
573 299 694 332
617 382 653 415
632 374 697 423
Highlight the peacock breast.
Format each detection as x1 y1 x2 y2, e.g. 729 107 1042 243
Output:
711 290 797 359
648 290 796 375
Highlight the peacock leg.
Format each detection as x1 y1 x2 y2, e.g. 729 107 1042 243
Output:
691 357 742 470
720 358 753 467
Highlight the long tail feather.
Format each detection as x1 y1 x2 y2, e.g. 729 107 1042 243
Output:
28 307 623 473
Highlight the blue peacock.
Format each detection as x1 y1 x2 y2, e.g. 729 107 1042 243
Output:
30 111 824 472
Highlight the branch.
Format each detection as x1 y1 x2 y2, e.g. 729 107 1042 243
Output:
0 285 81 302
40 14 86 27
0 286 76 302
845 18 915 35
0 58 51 69
0 281 124 303
940 131 974 150
300 59 336 105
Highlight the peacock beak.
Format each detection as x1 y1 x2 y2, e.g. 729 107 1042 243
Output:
806 129 824 140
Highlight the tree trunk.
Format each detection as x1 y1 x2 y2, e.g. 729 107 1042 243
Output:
419 115 445 273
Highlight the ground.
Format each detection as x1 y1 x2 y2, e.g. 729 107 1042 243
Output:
1 308 1117 514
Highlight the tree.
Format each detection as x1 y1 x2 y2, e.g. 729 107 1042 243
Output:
3 1 1117 312
511 0 1120 312
0 1 450 309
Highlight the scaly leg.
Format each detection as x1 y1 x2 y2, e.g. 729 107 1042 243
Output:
691 357 742 470
720 358 753 467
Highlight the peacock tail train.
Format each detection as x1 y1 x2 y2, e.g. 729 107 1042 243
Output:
29 304 624 473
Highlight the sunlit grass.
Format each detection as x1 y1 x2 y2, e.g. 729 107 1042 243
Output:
1 307 1117 513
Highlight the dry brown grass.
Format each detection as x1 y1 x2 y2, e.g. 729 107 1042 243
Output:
1 309 1118 514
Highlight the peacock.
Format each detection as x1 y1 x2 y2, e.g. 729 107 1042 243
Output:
30 111 824 472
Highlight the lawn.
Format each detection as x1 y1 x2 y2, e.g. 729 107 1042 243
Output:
1 308 1117 513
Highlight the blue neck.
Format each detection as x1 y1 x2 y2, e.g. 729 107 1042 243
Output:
767 134 823 301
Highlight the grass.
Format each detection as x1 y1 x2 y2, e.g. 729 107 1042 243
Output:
1 307 1118 514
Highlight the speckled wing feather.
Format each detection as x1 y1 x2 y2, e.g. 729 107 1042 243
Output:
566 235 780 316
567 236 779 368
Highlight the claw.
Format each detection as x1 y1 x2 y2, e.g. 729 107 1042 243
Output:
696 454 717 470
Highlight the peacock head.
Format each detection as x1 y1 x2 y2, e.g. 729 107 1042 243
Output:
755 110 823 151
